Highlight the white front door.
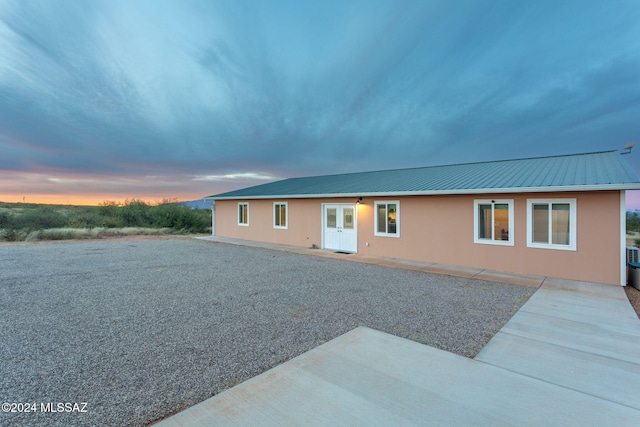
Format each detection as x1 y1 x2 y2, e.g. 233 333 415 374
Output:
323 204 357 253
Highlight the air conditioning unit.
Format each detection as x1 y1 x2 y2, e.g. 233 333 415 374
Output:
627 246 640 287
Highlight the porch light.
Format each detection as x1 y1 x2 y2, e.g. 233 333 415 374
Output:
356 197 363 205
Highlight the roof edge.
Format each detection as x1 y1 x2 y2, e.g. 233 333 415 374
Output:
240 150 622 183
209 183 640 200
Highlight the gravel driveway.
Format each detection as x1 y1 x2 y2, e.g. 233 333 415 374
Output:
0 238 535 427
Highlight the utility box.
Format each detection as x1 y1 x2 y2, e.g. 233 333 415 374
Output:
628 262 640 290
627 247 639 286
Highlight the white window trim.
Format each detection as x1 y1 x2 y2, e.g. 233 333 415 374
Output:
238 202 249 226
473 199 515 246
273 202 288 229
526 198 577 251
374 200 400 237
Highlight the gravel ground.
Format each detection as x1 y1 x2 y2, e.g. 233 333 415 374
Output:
0 238 535 427
626 285 640 318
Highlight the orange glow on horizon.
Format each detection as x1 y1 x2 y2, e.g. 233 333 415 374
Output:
0 193 207 206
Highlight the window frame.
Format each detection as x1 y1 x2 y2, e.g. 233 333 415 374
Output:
238 202 249 226
273 202 288 229
526 198 577 251
473 199 515 246
374 200 400 237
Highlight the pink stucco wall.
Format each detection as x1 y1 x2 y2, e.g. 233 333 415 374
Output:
215 191 623 285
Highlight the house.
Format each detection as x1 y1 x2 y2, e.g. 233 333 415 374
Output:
206 151 640 286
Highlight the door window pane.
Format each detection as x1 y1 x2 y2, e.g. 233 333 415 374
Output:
327 208 336 228
343 208 354 229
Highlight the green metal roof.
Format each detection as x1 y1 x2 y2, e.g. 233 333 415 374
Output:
209 151 640 200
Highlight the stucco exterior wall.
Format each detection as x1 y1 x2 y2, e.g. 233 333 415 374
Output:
214 191 623 285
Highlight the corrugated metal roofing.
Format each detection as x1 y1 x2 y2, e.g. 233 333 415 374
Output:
209 151 640 200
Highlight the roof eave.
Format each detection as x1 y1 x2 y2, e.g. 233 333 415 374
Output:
209 183 640 200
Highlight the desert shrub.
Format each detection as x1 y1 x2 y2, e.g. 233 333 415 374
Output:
0 199 211 241
187 208 211 232
151 203 209 232
68 211 102 228
0 228 26 241
151 203 183 228
100 216 126 228
628 211 640 234
38 228 93 240
119 199 153 227
11 206 66 230
97 201 120 218
0 211 12 229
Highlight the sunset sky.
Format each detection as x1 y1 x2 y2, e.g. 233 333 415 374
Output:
1 0 640 207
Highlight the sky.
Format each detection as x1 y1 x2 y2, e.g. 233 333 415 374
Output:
1 0 640 207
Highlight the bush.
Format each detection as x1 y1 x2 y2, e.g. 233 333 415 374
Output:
119 199 152 227
151 203 209 232
0 199 211 241
0 211 12 229
100 216 126 228
67 211 102 228
98 201 120 218
11 206 66 230
0 228 22 242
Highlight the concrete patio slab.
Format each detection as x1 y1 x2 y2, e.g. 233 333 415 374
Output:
472 269 545 287
416 262 484 278
488 310 640 363
477 278 640 413
513 288 640 333
156 327 640 427
477 332 640 409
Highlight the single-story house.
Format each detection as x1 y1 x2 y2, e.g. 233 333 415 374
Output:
206 151 640 286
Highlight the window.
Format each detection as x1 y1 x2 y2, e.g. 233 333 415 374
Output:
527 199 576 250
326 207 337 228
274 202 288 229
374 201 399 237
343 207 354 230
474 200 514 246
238 202 249 226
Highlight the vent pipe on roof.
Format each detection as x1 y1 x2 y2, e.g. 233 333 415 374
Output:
621 142 637 155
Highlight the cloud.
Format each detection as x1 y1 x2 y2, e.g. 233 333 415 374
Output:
193 172 278 182
0 0 639 204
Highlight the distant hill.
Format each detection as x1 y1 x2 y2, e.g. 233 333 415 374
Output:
181 199 213 209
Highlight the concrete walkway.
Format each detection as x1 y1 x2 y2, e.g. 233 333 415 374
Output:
156 237 640 426
194 236 546 287
476 277 640 412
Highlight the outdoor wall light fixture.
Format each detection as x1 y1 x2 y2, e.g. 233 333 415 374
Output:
356 197 363 205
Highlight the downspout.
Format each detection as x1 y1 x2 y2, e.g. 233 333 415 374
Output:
621 190 626 286
211 202 216 236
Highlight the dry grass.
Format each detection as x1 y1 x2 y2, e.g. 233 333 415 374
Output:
0 227 176 242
